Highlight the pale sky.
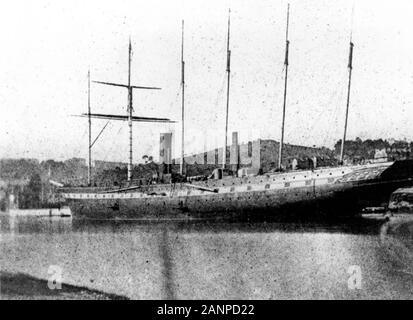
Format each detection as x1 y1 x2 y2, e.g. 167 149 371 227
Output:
1 0 412 163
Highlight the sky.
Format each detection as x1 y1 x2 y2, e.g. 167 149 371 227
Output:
1 0 412 163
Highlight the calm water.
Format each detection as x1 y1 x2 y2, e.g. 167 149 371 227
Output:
1 214 412 299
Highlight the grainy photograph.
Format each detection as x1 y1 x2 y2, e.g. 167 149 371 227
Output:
0 0 412 303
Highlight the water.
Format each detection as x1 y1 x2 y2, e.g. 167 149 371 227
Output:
1 214 412 299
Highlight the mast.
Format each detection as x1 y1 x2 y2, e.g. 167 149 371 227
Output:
87 70 92 186
223 9 231 170
92 39 162 183
128 39 133 181
278 3 290 171
180 20 185 176
340 41 354 164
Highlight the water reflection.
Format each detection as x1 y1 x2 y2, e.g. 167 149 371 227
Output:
2 215 73 236
69 215 386 235
1 214 387 237
1 214 412 299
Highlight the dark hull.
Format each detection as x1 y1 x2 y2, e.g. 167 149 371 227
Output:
64 178 413 221
63 161 413 220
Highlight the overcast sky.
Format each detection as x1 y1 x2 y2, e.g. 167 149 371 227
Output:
1 0 412 163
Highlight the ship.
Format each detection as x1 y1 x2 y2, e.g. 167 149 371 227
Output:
61 6 413 220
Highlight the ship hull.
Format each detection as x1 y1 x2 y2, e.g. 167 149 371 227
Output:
62 161 413 220
64 178 413 221
64 185 340 220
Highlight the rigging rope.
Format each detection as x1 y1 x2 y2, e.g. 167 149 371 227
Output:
90 121 111 149
321 80 346 147
208 72 227 150
101 123 125 163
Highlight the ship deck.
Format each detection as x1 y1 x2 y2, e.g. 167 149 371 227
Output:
61 162 394 200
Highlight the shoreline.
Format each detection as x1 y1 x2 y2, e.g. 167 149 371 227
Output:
0 271 129 300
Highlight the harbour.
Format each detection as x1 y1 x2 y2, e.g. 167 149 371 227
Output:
1 0 413 301
1 213 412 299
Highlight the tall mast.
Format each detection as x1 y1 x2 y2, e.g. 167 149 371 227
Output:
87 70 92 186
223 9 231 170
92 39 163 183
180 20 185 176
128 38 133 181
278 3 290 170
340 41 354 164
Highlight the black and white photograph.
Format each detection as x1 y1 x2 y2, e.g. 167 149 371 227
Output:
0 0 412 303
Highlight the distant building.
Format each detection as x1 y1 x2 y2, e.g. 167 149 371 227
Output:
159 133 173 165
166 131 336 173
374 148 388 162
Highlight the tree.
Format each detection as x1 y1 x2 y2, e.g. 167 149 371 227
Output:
20 173 42 208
